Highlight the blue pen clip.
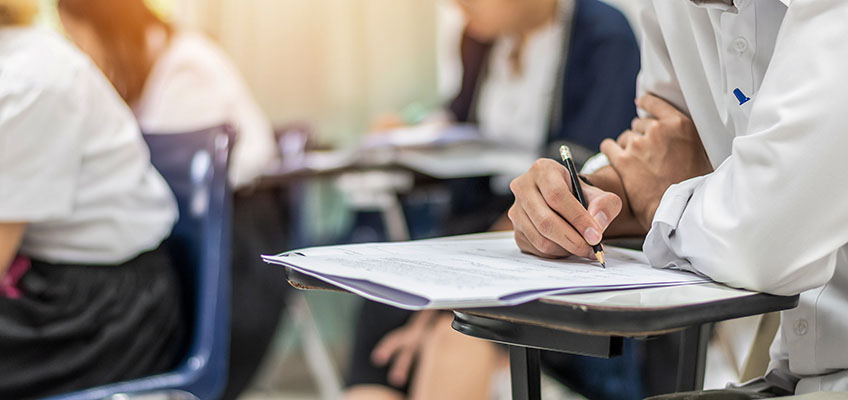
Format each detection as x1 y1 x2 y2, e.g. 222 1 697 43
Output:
733 88 751 105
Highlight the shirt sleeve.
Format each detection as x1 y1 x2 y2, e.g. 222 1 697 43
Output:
582 1 689 174
138 35 275 189
635 1 689 115
643 0 848 296
0 78 82 222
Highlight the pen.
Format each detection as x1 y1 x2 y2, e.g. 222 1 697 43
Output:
559 145 606 268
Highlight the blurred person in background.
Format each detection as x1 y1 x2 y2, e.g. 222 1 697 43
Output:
57 1 288 398
346 0 647 399
0 0 185 397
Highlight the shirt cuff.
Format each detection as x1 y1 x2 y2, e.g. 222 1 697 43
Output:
643 176 706 272
580 153 610 175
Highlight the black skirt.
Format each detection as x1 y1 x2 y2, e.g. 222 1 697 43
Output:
0 245 186 399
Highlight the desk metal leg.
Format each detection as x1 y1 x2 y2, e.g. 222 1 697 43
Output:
509 346 541 400
675 323 711 392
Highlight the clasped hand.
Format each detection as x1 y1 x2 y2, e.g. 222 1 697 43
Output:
602 94 713 230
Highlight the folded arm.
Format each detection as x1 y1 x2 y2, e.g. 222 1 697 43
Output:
643 0 848 295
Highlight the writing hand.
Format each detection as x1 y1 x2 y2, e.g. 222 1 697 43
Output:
508 159 622 259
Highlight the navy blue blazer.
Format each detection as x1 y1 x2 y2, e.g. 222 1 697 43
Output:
449 0 640 153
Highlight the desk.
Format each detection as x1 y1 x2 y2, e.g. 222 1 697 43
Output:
284 264 798 400
259 144 539 186
259 144 538 242
455 284 797 399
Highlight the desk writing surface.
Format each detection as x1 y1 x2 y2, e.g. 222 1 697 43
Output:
280 230 798 335
541 283 757 310
283 266 797 336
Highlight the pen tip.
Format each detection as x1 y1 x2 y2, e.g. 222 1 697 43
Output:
595 250 606 267
601 262 606 269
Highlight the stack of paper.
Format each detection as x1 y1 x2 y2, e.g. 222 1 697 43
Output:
263 234 709 310
362 123 482 149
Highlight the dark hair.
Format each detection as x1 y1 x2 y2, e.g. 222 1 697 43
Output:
58 0 172 104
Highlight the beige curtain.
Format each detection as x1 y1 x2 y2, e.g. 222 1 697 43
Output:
172 0 439 146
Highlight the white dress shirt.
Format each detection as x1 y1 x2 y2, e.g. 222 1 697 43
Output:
134 31 276 190
0 27 177 265
638 0 848 392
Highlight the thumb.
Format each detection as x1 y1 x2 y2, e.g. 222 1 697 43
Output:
583 184 622 233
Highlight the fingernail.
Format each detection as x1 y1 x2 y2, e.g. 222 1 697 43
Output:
583 227 601 245
593 211 609 230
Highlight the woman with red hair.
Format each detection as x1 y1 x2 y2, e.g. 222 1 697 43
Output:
57 1 286 399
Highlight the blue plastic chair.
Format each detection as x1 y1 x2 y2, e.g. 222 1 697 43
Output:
47 125 234 400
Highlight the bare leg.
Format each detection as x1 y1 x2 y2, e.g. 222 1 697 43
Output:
345 385 405 400
409 314 505 400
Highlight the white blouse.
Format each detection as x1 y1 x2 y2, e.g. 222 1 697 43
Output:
134 31 276 190
476 11 565 152
0 27 177 265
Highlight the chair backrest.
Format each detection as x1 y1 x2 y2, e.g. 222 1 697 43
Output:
46 125 234 400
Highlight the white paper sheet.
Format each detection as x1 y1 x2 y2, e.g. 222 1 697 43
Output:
362 122 482 149
263 235 708 310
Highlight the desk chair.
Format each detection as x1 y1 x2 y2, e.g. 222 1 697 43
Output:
47 126 234 400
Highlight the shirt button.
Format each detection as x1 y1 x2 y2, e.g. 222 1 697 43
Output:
733 37 749 54
794 319 809 336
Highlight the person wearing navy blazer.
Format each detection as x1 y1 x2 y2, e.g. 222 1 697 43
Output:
345 2 660 400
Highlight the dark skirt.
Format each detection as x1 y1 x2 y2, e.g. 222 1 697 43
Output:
0 245 186 399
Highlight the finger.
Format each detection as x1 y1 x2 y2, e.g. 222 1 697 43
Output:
525 187 594 253
514 229 572 259
510 205 574 258
372 331 404 366
601 138 626 164
617 130 638 148
636 94 682 119
583 185 623 232
514 230 535 254
511 165 591 254
630 117 658 135
534 168 604 247
601 138 637 183
511 160 597 253
388 346 416 387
